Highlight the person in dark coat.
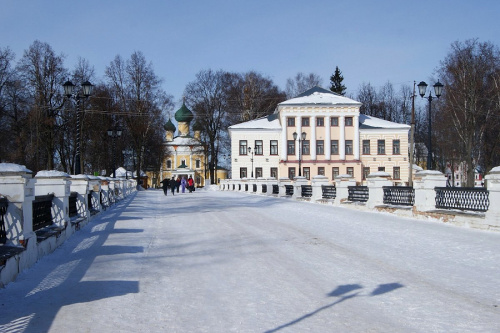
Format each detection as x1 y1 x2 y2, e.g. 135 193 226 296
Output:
170 176 176 195
160 178 170 196
176 176 181 193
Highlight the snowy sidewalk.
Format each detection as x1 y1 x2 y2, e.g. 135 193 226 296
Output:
1 189 499 332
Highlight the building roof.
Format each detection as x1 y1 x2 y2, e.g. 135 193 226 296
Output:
168 136 204 146
164 118 176 132
279 86 362 106
359 114 410 130
228 113 281 130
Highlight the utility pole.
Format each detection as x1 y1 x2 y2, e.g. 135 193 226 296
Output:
409 81 416 187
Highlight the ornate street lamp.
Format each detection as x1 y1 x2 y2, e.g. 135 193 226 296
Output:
293 131 307 177
248 147 254 178
107 128 123 178
63 80 94 175
418 80 443 170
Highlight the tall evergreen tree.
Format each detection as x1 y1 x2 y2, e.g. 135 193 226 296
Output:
329 66 346 95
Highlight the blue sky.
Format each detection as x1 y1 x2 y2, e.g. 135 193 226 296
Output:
2 0 499 113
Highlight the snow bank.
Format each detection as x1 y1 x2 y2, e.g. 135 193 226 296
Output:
0 163 32 173
35 170 70 178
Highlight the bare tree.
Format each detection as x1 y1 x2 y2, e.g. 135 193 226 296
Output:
285 72 323 98
437 39 500 185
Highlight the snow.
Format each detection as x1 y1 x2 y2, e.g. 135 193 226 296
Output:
280 91 361 106
0 190 499 332
35 170 70 178
229 114 281 130
0 163 32 173
359 114 411 129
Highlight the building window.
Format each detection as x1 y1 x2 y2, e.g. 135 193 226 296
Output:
318 167 325 176
166 160 172 169
363 167 370 180
302 140 310 155
331 140 339 154
331 117 339 126
303 167 310 180
345 140 353 155
239 140 248 155
302 117 310 127
332 167 339 179
316 117 324 126
393 167 401 180
287 117 295 126
255 140 263 155
270 167 278 179
240 167 247 178
196 159 201 168
345 117 353 126
288 167 296 180
287 140 295 155
316 140 324 155
378 140 386 155
255 167 263 178
362 140 370 155
393 140 400 155
347 167 354 176
270 140 278 155
378 167 385 172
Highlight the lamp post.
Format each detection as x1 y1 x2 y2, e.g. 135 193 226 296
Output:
107 128 122 178
247 147 254 178
63 80 94 175
293 131 306 177
418 80 443 170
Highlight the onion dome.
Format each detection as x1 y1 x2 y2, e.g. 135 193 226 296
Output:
163 118 176 132
174 103 194 123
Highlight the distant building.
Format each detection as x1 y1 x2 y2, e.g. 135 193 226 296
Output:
229 87 410 184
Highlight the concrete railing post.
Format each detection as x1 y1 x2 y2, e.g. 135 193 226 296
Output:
485 166 500 230
413 171 447 212
88 176 102 213
334 175 356 205
266 178 277 196
292 177 308 199
311 175 330 201
278 177 292 197
366 172 392 209
70 175 90 223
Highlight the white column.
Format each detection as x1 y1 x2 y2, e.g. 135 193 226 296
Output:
280 115 287 161
354 114 360 160
339 115 345 160
311 116 316 160
189 148 193 168
325 116 331 159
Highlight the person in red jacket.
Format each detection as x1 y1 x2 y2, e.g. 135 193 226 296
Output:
188 176 194 193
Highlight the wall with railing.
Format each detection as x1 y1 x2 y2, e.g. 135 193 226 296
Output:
220 167 500 232
0 163 137 287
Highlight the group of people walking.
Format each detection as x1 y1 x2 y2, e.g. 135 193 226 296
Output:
160 175 195 196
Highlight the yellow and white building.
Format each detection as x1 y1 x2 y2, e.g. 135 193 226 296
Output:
229 87 410 184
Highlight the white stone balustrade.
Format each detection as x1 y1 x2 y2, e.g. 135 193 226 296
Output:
366 172 393 209
485 166 500 229
34 170 71 228
311 175 330 201
292 176 308 199
334 174 356 205
413 171 447 212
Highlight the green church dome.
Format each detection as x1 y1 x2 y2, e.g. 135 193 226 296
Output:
174 103 194 123
163 118 176 132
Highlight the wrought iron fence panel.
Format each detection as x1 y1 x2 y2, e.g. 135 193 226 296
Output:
383 186 415 206
321 185 336 199
69 192 78 218
301 185 312 197
253 184 257 192
272 185 279 194
0 197 8 244
262 184 267 193
285 185 294 196
245 184 248 192
32 194 54 231
348 186 369 202
435 187 489 212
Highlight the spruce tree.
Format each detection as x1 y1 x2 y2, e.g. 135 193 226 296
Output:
329 66 347 95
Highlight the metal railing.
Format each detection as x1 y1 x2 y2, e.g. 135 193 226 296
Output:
245 184 248 192
0 197 8 244
262 184 267 193
32 194 54 231
285 185 294 196
383 186 415 206
272 185 279 194
435 187 490 212
253 184 257 192
301 185 312 197
69 192 78 218
348 186 369 202
321 185 336 199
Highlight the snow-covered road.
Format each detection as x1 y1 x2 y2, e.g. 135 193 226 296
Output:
1 189 499 332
